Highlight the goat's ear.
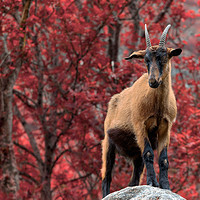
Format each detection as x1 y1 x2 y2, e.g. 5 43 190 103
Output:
169 48 182 58
125 50 146 60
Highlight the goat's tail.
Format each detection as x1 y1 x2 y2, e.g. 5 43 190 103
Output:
101 134 109 180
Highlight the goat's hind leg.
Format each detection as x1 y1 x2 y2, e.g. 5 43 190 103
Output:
129 155 144 186
102 137 116 197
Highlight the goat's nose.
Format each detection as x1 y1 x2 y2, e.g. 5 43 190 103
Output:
149 78 159 88
149 78 156 85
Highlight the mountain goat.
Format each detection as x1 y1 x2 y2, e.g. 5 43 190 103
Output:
101 24 182 197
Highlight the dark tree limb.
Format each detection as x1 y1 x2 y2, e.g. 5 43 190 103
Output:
13 141 43 167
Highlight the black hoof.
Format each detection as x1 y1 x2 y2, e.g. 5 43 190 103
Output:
147 178 159 187
160 180 170 190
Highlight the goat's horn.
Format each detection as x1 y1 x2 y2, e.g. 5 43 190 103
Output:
159 24 171 47
145 24 151 48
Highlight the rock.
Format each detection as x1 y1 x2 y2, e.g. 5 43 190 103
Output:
102 185 186 200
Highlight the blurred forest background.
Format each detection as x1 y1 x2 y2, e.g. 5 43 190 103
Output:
0 0 199 199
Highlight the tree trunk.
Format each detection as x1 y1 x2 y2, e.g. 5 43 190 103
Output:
40 131 54 200
41 173 51 200
0 84 19 195
0 0 32 196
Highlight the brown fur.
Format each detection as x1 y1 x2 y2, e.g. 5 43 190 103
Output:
101 46 178 181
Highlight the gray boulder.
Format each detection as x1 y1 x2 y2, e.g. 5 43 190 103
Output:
102 185 186 200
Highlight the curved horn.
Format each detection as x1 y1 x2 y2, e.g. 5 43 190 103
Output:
159 24 171 47
145 24 151 48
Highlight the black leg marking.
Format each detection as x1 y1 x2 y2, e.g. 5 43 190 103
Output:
102 139 116 198
159 147 170 190
129 156 144 186
148 127 158 150
143 139 159 187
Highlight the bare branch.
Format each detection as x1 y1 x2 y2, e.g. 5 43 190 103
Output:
13 141 43 167
19 171 39 185
140 0 174 38
13 89 37 108
14 105 44 173
154 0 173 23
51 149 70 171
51 173 92 193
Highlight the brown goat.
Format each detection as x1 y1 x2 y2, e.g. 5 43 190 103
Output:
101 24 182 197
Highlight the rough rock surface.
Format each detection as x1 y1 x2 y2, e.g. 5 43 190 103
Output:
102 185 186 200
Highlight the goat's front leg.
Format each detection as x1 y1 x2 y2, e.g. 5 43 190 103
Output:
158 147 170 189
143 139 159 187
158 124 170 190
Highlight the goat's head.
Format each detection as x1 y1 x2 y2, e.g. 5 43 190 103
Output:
125 24 182 88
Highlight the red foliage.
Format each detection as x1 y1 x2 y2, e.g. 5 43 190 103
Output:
0 0 199 199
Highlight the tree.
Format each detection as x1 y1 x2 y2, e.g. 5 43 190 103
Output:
0 0 199 199
0 0 32 196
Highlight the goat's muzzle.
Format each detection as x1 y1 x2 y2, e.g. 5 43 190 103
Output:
149 78 162 88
